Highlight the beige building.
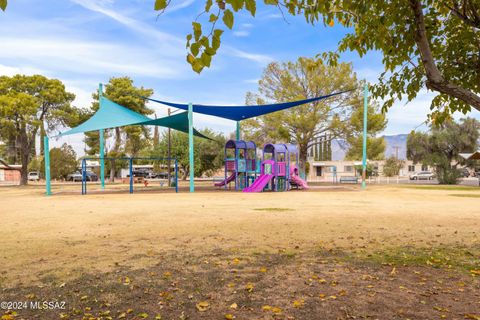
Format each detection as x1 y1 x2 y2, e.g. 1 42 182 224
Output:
306 158 431 182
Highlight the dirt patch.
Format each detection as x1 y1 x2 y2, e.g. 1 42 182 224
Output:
1 250 479 320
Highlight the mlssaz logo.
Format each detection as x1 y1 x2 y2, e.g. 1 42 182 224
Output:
30 301 66 310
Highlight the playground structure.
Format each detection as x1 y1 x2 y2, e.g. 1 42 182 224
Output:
216 140 308 192
42 84 359 195
243 143 308 192
215 140 259 191
80 157 178 194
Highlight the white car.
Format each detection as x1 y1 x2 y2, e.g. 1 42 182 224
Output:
409 171 435 180
28 171 40 181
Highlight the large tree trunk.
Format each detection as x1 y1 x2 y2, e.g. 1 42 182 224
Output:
109 127 122 182
18 129 31 186
409 0 480 112
20 149 29 185
181 166 188 181
40 123 45 156
298 142 309 176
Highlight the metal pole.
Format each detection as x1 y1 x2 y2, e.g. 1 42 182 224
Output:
188 103 194 192
362 81 368 189
99 83 105 190
175 158 178 193
167 108 171 187
236 121 241 141
129 158 133 194
82 158 86 195
43 136 51 196
99 129 105 190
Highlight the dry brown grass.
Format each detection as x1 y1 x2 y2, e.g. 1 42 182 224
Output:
0 184 479 319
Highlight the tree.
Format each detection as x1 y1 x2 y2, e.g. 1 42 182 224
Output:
88 77 154 180
242 57 359 172
45 143 77 180
407 118 479 184
345 102 387 160
383 157 405 177
0 75 76 185
150 129 225 180
148 0 480 119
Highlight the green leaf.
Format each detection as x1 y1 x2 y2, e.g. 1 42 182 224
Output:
192 22 202 41
186 54 195 64
222 9 234 29
209 13 218 22
190 42 200 56
154 0 167 11
192 60 204 74
201 52 212 67
229 0 244 12
204 47 217 55
0 0 7 11
199 36 209 47
213 29 224 38
205 0 213 11
212 29 224 50
190 24 202 43
245 0 256 16
264 0 278 5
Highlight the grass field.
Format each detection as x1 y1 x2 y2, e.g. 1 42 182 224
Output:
0 184 479 319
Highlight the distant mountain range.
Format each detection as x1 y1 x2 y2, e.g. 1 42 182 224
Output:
331 134 408 161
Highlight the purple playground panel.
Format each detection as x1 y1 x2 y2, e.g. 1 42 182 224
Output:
216 140 258 190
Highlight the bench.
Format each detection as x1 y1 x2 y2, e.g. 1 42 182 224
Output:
339 176 358 184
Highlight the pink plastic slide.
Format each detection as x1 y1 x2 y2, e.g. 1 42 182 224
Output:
214 172 236 187
290 175 308 189
243 174 273 192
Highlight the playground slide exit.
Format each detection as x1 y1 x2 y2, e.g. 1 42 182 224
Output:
290 175 308 189
214 172 236 187
243 174 273 192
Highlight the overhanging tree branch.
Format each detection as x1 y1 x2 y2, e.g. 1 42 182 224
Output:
409 0 480 112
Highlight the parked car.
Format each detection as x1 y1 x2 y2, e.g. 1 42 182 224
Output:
27 171 40 181
67 171 98 182
409 171 435 180
128 169 151 178
147 172 169 179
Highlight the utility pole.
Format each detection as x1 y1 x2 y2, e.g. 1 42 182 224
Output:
167 108 171 187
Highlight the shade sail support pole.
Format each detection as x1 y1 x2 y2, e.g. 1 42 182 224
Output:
236 121 241 141
99 129 105 190
98 83 105 190
43 136 51 196
188 103 194 192
362 81 368 189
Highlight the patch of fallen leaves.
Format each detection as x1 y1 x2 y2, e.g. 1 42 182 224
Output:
196 301 210 312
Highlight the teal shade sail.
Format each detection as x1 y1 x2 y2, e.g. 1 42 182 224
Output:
57 96 210 139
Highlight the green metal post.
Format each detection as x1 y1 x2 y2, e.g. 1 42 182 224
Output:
188 103 194 192
43 136 52 196
99 129 105 189
98 83 105 189
362 82 368 189
236 121 241 141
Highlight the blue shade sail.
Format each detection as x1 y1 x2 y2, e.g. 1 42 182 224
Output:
143 90 351 121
